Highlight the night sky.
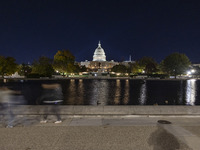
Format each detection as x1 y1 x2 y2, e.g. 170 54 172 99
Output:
1 0 200 64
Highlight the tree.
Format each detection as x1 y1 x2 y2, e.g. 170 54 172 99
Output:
0 56 18 77
80 65 87 72
53 50 76 75
32 56 54 77
138 56 158 74
160 52 191 78
18 63 32 77
73 64 81 73
111 64 127 73
129 62 141 74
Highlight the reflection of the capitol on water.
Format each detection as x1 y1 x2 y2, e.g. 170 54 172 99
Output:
91 80 108 105
186 79 196 105
90 79 131 105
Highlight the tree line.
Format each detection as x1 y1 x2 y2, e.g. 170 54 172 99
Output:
112 52 192 78
0 50 195 78
0 50 86 78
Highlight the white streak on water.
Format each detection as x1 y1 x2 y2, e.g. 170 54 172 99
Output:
186 79 196 105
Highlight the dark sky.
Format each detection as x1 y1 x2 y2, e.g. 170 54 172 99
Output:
1 0 200 64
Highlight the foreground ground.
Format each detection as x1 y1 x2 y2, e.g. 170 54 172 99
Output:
0 115 200 150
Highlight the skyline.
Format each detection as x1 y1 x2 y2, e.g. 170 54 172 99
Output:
1 0 200 63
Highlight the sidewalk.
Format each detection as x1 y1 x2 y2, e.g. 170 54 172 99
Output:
0 115 200 150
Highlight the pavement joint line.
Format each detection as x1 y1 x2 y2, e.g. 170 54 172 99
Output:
62 115 200 118
148 115 200 118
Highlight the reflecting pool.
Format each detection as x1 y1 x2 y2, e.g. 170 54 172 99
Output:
2 79 200 105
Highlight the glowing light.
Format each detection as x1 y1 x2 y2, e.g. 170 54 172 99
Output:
187 71 191 75
190 79 196 81
187 69 195 76
82 72 88 74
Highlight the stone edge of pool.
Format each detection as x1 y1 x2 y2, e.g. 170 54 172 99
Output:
1 105 200 116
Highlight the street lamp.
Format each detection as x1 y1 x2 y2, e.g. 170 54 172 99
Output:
187 71 191 75
191 69 195 73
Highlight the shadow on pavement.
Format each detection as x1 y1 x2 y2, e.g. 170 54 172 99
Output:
148 124 191 150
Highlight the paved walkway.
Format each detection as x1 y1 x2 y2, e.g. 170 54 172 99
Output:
0 115 200 150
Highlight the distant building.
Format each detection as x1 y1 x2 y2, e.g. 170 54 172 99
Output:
81 41 119 72
192 63 200 68
120 55 135 67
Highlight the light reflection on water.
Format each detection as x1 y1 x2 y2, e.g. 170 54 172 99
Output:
64 79 200 105
186 79 196 105
123 80 129 104
78 79 84 104
139 82 147 105
2 79 200 105
68 79 76 104
114 79 121 104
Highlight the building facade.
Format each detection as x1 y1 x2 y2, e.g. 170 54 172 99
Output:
80 41 118 72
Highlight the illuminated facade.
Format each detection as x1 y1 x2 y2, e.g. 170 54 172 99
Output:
88 60 118 72
81 41 118 72
93 41 106 61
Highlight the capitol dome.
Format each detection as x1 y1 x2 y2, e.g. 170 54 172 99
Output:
93 41 106 61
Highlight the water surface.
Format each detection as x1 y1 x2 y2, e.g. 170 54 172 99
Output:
2 79 200 105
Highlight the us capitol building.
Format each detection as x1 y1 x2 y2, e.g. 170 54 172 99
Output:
80 41 119 73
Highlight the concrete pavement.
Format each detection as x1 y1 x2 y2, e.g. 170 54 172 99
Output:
0 115 200 150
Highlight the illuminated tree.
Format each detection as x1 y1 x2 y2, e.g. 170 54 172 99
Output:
53 50 76 75
130 62 142 74
138 56 158 74
160 52 191 78
0 56 18 77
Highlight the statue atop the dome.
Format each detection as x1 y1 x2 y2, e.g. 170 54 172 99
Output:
98 41 101 47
